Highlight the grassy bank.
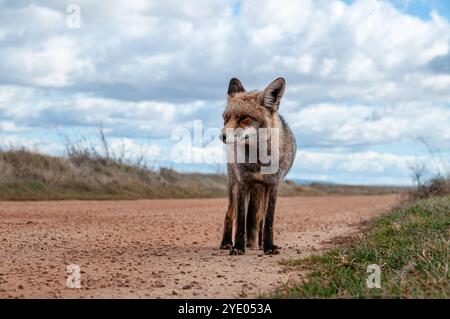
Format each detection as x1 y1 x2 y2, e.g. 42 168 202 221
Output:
0 149 401 200
274 196 450 298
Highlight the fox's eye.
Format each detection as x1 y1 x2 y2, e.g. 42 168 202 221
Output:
239 115 250 122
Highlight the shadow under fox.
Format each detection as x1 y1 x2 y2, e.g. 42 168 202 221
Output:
220 77 297 255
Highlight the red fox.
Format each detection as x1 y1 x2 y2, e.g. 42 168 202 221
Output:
219 77 297 255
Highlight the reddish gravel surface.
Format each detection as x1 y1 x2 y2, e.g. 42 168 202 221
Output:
0 195 399 298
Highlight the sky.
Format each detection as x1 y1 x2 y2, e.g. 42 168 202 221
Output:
1 0 450 185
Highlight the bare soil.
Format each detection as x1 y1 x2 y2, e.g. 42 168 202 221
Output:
0 195 399 298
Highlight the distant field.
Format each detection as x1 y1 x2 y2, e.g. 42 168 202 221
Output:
0 149 403 201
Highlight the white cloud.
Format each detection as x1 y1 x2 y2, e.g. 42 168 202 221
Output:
0 121 26 133
1 0 449 100
288 102 450 149
298 150 412 173
106 137 162 163
1 0 450 184
0 135 64 155
291 149 425 185
0 85 220 137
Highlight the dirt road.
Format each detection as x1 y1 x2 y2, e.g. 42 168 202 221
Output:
0 195 398 298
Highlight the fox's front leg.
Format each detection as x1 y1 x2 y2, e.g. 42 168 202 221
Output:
246 187 260 248
230 184 247 255
220 203 234 249
220 184 235 249
263 185 279 255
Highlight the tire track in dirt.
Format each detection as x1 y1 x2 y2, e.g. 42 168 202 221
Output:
0 195 399 298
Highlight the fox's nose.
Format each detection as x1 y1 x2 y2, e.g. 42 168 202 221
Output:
221 133 227 143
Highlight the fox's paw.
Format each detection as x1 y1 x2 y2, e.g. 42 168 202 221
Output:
220 241 233 250
229 247 245 255
263 244 280 255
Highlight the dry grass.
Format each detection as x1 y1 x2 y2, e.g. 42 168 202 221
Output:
407 176 450 201
0 148 227 200
0 148 402 201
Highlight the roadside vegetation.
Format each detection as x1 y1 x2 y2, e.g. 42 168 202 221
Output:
273 176 450 298
0 148 400 200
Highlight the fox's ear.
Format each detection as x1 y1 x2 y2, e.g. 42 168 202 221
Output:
261 77 285 112
227 78 245 96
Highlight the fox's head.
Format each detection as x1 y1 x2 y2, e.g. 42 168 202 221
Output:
221 77 285 145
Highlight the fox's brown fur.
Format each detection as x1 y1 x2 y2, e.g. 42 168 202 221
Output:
219 77 297 255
